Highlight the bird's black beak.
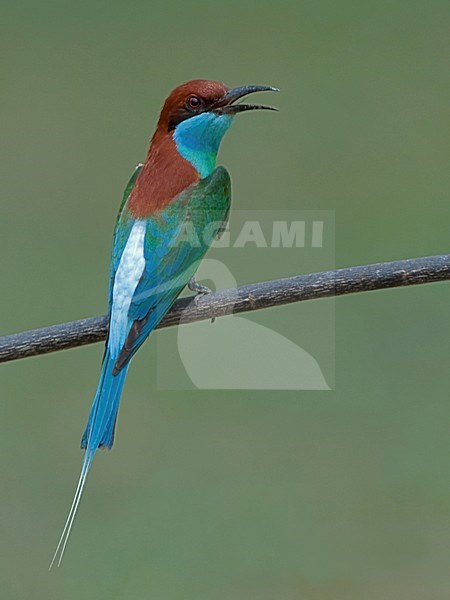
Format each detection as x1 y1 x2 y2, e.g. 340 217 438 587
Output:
213 85 279 115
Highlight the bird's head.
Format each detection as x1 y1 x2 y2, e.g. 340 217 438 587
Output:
156 79 278 178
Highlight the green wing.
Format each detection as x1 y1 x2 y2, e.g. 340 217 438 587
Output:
113 166 231 371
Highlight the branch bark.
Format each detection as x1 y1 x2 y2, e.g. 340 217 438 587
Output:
1 254 449 364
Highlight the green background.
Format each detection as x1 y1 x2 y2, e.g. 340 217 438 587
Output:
2 0 450 598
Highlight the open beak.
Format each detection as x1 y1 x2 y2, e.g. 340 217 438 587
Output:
214 85 279 115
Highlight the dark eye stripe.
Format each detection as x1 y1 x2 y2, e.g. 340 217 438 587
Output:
168 96 208 131
168 109 191 131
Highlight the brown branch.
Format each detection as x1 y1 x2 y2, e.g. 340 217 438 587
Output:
1 254 449 364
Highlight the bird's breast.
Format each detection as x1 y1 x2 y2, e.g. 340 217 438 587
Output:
128 134 200 218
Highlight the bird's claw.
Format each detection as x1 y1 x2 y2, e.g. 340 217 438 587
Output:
188 276 212 296
188 277 215 323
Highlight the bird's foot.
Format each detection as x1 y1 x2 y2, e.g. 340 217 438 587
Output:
188 276 212 296
188 277 216 323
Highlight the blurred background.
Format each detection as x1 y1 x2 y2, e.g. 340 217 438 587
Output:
2 0 450 598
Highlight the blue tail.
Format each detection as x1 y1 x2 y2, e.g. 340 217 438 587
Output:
50 351 129 568
81 350 129 450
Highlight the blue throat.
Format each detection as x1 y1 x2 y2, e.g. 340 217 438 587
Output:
173 112 233 178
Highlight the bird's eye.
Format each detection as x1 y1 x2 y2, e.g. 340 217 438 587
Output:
187 95 202 110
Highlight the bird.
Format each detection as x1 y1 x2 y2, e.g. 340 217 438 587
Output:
50 79 278 566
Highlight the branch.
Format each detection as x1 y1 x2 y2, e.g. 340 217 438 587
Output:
1 254 449 364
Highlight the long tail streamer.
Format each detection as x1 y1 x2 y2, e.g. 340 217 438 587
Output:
49 352 128 568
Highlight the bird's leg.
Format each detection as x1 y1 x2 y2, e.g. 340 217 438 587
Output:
188 276 212 295
188 277 216 323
